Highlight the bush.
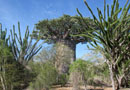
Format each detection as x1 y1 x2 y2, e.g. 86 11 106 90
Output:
69 59 95 90
29 61 58 90
0 44 34 90
57 73 69 87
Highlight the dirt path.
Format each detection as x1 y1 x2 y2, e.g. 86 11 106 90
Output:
51 85 130 90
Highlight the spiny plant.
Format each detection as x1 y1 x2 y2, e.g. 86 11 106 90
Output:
77 0 130 90
0 23 10 46
10 22 42 65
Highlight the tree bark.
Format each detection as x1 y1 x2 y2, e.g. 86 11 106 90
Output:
72 72 80 90
109 64 116 90
55 40 76 74
82 74 88 90
55 39 79 90
116 75 124 90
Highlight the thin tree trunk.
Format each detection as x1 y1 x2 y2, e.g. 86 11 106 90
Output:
116 75 124 90
82 75 88 90
11 84 13 90
72 72 80 90
45 87 49 90
117 79 121 90
84 84 87 90
0 75 6 90
109 65 116 90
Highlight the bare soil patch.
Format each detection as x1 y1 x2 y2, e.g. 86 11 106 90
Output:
51 85 130 90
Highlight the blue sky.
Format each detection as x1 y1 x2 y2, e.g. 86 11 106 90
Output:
0 0 129 58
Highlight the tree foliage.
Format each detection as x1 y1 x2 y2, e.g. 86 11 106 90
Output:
34 46 56 62
32 15 95 44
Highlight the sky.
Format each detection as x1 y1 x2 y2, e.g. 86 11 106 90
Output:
0 0 129 58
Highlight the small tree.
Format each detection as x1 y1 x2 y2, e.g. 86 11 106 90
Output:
0 23 36 90
82 50 110 85
34 46 56 63
70 59 95 90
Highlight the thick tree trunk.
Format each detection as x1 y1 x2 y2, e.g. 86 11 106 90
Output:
55 40 76 74
55 39 79 90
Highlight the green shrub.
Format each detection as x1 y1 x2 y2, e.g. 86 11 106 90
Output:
0 43 34 90
69 59 95 89
57 73 69 87
29 61 58 90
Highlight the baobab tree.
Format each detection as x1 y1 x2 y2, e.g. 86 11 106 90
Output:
32 15 96 73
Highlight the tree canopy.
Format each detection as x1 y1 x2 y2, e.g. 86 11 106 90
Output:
32 14 96 44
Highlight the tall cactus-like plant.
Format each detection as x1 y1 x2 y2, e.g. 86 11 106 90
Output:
10 22 42 65
0 23 10 46
77 0 130 90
